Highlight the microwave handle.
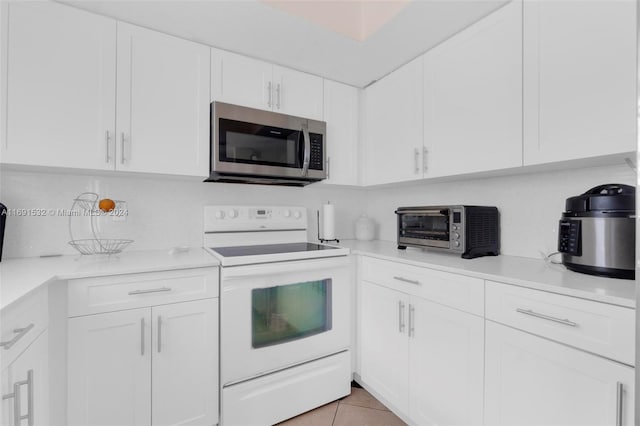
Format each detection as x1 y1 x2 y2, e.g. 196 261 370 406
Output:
301 124 310 177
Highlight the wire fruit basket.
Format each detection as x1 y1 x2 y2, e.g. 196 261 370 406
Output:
68 192 133 255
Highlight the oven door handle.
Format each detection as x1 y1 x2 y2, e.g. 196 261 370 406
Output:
301 123 310 177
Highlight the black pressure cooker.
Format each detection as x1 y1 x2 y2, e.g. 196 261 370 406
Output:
558 184 635 280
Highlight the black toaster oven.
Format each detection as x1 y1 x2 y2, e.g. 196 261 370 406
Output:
395 205 500 259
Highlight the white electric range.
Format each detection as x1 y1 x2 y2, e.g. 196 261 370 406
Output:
204 205 352 426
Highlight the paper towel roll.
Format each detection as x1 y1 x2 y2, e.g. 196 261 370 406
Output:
322 203 335 240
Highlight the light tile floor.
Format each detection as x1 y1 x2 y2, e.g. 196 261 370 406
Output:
275 384 407 426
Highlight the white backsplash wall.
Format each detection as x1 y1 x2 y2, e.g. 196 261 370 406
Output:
364 164 636 259
0 170 366 259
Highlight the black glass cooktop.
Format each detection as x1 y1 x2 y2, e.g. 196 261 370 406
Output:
211 242 338 257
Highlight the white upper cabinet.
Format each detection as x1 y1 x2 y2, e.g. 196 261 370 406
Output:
363 57 423 186
211 49 324 120
523 0 636 165
423 0 523 177
211 49 273 111
272 65 324 120
2 1 116 170
116 23 210 176
321 80 359 185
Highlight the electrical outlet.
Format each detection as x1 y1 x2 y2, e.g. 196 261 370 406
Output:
112 201 128 222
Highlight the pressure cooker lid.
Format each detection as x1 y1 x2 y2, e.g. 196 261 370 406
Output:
565 184 635 213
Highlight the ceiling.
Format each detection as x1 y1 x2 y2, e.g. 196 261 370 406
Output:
61 0 509 88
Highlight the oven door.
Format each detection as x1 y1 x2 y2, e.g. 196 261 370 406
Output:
212 102 326 180
397 208 451 248
220 256 350 386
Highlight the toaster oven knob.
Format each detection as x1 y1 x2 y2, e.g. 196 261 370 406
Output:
453 232 460 239
215 210 225 219
283 209 291 218
294 211 302 219
228 209 238 219
454 241 460 247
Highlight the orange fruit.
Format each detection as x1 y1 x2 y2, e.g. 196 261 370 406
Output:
99 198 116 212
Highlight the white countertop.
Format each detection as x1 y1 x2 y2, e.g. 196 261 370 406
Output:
0 248 219 311
340 240 636 308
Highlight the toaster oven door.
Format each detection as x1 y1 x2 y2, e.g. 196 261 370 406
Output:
397 208 451 248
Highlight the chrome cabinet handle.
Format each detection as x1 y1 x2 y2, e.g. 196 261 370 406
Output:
0 324 34 351
408 304 415 338
393 276 421 286
157 316 162 353
140 318 145 356
105 130 112 163
128 287 172 296
275 83 281 109
616 382 623 426
414 148 420 173
301 124 310 177
515 308 578 327
398 301 406 333
423 147 428 173
3 370 33 426
120 133 126 164
326 157 331 180
267 81 272 108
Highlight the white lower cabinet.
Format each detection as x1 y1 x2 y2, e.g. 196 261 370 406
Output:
68 307 152 426
360 281 409 414
68 299 218 426
485 321 634 426
408 297 484 426
359 278 484 425
1 329 49 426
151 299 218 426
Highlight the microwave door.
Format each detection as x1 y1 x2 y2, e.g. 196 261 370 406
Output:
215 118 306 178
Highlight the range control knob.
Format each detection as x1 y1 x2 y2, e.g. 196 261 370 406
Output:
453 232 460 239
283 209 291 218
215 210 225 219
454 241 460 247
228 209 238 219
293 211 302 219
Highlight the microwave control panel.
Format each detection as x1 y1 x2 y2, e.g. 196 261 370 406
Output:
309 134 324 170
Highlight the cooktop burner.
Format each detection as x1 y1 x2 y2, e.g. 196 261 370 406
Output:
210 242 339 258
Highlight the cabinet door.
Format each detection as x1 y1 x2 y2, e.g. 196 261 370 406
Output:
363 57 423 185
68 308 151 426
212 49 273 110
116 23 210 176
272 65 324 120
423 1 522 178
2 2 116 170
152 299 219 426
523 0 636 165
321 80 359 185
485 321 634 426
2 330 49 426
359 281 409 413
408 298 483 426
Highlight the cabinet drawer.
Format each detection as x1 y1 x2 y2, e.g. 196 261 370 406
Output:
360 257 484 316
1 287 49 368
485 280 634 365
68 267 219 317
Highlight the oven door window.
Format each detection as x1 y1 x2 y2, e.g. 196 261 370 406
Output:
400 213 449 241
219 118 303 169
251 279 332 349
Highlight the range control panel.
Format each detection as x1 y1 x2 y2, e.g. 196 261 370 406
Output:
204 205 307 232
558 219 581 256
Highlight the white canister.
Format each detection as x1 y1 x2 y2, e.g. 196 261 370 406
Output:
355 214 375 241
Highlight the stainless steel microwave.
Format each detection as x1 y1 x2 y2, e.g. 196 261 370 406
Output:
395 205 500 259
205 102 327 186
